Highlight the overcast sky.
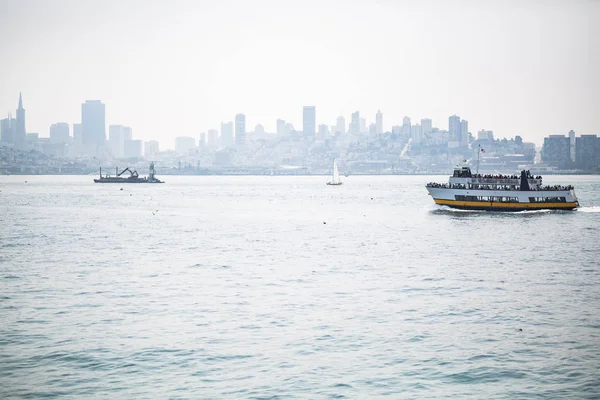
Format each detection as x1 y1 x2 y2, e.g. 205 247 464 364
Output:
0 0 598 147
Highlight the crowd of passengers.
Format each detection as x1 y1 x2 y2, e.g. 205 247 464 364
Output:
471 173 542 180
426 182 574 191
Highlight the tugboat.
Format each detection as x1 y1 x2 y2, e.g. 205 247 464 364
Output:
94 162 164 183
426 165 578 211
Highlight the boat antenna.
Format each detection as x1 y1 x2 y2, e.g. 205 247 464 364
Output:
476 144 481 175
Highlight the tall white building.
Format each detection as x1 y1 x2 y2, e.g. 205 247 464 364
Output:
421 118 432 136
276 119 287 136
221 121 234 147
109 125 131 158
336 116 346 134
235 114 246 146
376 110 383 134
208 129 219 147
49 122 70 143
402 116 411 137
360 117 367 134
73 123 83 144
144 140 159 158
318 124 329 138
460 119 469 147
411 124 422 144
303 106 316 137
448 115 461 142
349 112 360 134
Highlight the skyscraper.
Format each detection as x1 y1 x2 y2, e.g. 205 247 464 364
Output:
360 117 367 134
82 100 106 147
336 116 346 134
235 113 246 146
276 119 287 136
221 121 234 147
376 110 383 134
73 123 83 144
303 106 316 137
421 118 432 135
448 115 462 143
208 129 219 147
349 112 360 134
144 140 159 158
109 125 128 158
0 115 16 145
411 124 422 144
402 116 411 137
49 123 70 143
15 93 26 150
460 119 469 147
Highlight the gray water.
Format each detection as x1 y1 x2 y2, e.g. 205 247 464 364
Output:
1 175 600 399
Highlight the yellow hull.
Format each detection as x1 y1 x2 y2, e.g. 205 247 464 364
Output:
433 198 578 211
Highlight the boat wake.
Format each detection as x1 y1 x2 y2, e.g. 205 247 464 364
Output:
576 206 600 213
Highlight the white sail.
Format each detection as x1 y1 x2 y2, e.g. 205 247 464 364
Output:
327 159 342 185
332 159 340 183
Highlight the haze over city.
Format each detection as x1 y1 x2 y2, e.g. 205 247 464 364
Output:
1 0 598 146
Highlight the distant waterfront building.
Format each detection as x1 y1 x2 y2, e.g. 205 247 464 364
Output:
235 113 246 146
542 135 571 168
391 125 402 136
73 123 83 144
124 139 143 158
411 124 422 144
276 119 287 136
336 116 346 134
144 140 159 158
368 123 376 134
318 124 329 138
575 134 600 171
199 132 207 148
208 129 219 147
303 106 316 137
175 136 196 154
26 133 39 148
360 117 367 134
0 115 16 145
421 118 432 136
81 100 106 147
15 93 26 150
460 119 469 147
49 122 70 143
349 112 360 134
109 125 131 158
221 121 234 147
402 116 411 137
477 129 494 141
376 110 383 134
448 115 461 142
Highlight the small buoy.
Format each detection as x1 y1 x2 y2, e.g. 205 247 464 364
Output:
323 221 326 224
130 194 132 196
24 181 27 183
120 188 123 191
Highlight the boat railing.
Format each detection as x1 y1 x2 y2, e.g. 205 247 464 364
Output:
426 183 574 191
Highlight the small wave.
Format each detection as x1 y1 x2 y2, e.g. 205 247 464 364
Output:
577 206 600 213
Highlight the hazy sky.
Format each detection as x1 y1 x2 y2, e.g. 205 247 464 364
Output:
0 0 598 147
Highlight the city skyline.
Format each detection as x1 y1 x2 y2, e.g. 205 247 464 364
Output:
1 0 598 144
1 93 594 149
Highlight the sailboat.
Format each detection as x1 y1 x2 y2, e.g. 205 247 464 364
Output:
326 159 343 186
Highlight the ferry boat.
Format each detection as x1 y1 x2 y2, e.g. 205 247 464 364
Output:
94 162 164 183
426 166 579 211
